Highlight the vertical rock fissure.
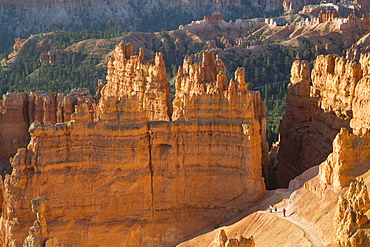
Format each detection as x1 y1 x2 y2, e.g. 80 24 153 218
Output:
23 95 31 127
147 129 155 222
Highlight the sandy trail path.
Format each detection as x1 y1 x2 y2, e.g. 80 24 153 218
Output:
262 211 325 247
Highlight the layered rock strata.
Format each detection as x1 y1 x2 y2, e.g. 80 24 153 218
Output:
0 89 95 176
211 229 255 247
285 53 370 246
277 55 363 187
276 60 311 186
334 178 370 247
0 45 266 246
22 196 48 247
101 44 171 122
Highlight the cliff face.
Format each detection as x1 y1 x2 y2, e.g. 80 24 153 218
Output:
0 45 266 247
176 52 370 247
0 89 94 176
334 178 370 247
276 53 370 246
275 60 311 186
277 55 364 187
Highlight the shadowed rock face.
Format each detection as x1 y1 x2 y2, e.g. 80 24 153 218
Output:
0 89 95 176
277 54 370 187
276 60 312 187
0 45 266 247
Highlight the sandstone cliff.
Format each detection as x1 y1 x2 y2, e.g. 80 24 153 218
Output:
277 54 363 187
278 53 370 245
209 229 255 247
179 52 370 247
0 45 266 246
334 178 370 247
0 89 95 176
275 60 311 186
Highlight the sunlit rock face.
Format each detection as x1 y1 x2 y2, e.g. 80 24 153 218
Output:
0 45 266 247
0 89 95 175
277 54 367 187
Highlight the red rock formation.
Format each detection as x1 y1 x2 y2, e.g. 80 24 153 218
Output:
12 38 27 54
318 10 340 22
204 12 223 24
39 50 73 65
0 46 266 246
334 178 370 246
173 52 268 179
0 93 31 174
210 229 255 247
284 0 321 13
319 129 370 189
101 44 171 122
0 89 95 177
277 55 363 187
22 196 48 247
276 60 312 187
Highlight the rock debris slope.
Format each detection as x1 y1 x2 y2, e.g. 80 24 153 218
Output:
0 44 266 246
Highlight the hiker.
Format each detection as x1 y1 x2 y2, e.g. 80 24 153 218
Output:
282 208 286 217
274 207 277 213
269 205 273 213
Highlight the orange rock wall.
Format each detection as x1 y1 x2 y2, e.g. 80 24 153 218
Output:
277 55 364 187
0 90 94 175
0 93 30 172
0 46 266 246
276 60 311 186
101 44 171 122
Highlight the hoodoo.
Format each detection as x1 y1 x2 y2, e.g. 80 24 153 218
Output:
277 55 363 187
0 44 266 246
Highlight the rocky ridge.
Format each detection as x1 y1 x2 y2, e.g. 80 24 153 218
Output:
0 44 266 246
278 53 370 245
180 52 370 246
276 54 365 187
0 89 94 176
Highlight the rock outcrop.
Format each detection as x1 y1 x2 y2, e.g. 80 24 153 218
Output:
319 129 370 189
22 196 65 247
277 54 364 187
334 178 370 247
211 230 255 247
178 52 370 247
285 53 370 246
23 196 48 247
39 50 73 65
0 45 266 246
0 89 95 176
101 44 171 122
276 60 311 186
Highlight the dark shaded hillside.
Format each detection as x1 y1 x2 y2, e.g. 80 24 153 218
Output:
0 0 284 53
